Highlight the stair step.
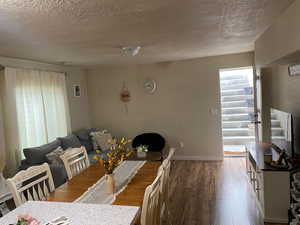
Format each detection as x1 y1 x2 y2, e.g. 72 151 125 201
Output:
222 100 247 108
221 89 245 96
272 120 280 127
221 83 251 90
222 113 250 121
220 74 247 81
223 145 246 152
272 136 286 140
223 136 255 145
222 120 251 128
271 127 284 136
221 95 253 102
222 107 254 114
222 128 250 136
221 79 249 86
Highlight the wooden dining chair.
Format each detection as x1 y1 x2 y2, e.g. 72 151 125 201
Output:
7 163 55 207
60 146 90 180
141 169 163 225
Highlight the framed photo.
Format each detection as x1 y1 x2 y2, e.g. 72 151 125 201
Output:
74 85 81 97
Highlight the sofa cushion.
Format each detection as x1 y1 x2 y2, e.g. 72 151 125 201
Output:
23 139 62 165
58 134 81 150
74 128 97 152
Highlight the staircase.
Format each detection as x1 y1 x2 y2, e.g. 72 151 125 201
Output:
220 73 255 146
220 73 285 148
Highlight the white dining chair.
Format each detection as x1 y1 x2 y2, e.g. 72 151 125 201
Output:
6 163 55 207
159 148 175 224
60 146 90 180
141 169 163 225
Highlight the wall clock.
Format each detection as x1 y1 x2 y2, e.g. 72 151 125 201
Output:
144 79 157 94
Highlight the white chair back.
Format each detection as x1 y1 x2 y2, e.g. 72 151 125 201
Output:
60 146 90 180
159 148 175 224
7 163 55 207
141 169 163 225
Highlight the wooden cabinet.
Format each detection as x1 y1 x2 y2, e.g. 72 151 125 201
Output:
246 147 290 223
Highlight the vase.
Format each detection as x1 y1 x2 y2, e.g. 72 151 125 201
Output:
137 149 147 158
106 173 115 194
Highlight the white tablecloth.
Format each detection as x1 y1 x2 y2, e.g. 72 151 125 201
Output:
0 201 140 225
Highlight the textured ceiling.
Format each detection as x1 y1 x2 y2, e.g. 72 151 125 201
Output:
0 0 295 66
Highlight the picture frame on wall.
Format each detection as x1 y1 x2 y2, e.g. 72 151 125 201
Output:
74 85 81 97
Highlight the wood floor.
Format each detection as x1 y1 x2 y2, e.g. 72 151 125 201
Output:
167 158 286 225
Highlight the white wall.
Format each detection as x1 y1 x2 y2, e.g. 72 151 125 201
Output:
87 52 254 160
0 56 91 131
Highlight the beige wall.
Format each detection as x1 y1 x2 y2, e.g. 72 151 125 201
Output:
255 0 300 66
0 56 91 131
0 70 6 172
87 52 254 160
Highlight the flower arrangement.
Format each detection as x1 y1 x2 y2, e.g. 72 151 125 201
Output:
10 214 40 225
93 137 132 174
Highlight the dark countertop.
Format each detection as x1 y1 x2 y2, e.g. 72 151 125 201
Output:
245 142 291 171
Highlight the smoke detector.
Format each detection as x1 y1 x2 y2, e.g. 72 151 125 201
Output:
121 46 141 56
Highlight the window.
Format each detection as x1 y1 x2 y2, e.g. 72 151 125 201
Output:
11 68 70 153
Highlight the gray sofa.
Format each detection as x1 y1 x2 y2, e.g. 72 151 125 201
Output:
20 128 98 188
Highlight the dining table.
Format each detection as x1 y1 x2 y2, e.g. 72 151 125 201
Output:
46 156 161 205
0 152 162 225
0 201 140 225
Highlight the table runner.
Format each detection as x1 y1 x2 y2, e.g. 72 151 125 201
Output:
75 160 146 204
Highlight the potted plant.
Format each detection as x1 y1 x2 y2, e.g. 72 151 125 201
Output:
136 145 148 158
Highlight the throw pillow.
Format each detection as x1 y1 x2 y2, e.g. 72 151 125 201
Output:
46 146 65 165
90 130 113 151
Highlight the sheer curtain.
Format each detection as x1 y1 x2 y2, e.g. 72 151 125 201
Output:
1 67 71 175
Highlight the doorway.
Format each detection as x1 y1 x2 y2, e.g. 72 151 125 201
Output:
219 67 256 156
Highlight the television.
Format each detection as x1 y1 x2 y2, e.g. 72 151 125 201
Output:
270 108 294 158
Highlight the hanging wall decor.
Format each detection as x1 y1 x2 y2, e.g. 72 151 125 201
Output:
120 82 131 114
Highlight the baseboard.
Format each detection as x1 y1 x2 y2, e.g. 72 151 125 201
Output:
264 217 288 223
173 155 223 161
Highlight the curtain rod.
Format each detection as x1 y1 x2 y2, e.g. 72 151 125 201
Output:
0 64 67 75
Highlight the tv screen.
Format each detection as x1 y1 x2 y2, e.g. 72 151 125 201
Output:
270 108 294 157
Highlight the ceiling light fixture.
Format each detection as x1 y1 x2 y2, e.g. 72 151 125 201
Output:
121 46 141 56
